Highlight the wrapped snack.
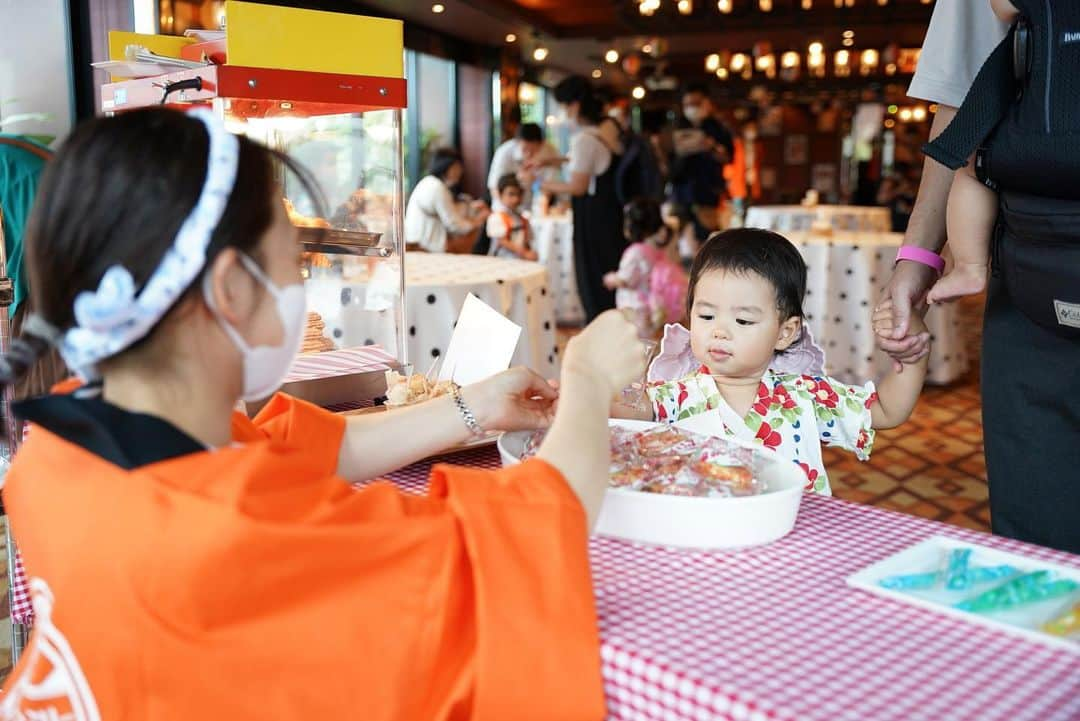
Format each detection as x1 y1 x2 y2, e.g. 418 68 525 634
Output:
879 571 941 591
690 459 756 494
878 564 1018 592
384 370 456 407
967 565 1018 584
944 548 974 591
954 571 1079 613
633 427 699 457
1042 602 1080 637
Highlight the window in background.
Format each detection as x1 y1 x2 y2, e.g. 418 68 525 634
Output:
518 82 545 126
416 52 457 175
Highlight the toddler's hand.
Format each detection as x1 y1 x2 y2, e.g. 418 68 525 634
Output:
873 299 929 367
603 272 620 290
564 310 647 398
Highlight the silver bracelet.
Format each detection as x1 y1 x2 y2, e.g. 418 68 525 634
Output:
450 384 486 438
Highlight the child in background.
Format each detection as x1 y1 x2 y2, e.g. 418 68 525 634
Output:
634 228 929 494
486 174 538 261
664 202 699 271
604 197 689 339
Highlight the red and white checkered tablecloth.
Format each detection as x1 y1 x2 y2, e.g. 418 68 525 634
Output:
11 446 1080 721
383 446 1080 721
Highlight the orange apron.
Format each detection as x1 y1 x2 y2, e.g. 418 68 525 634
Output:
1 393 605 720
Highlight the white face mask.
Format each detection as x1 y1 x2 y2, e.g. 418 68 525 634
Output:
203 253 306 402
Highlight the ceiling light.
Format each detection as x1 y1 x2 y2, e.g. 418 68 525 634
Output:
431 3 445 13
591 68 602 79
899 108 913 122
705 53 721 72
717 68 729 79
605 49 620 64
505 33 517 43
802 0 812 7
533 46 549 61
717 0 733 12
642 43 654 54
782 51 801 68
678 0 693 14
842 30 854 39
759 0 773 10
632 85 646 100
730 53 748 71
843 38 854 47
835 49 850 65
913 106 927 121
884 118 896 128
808 41 824 55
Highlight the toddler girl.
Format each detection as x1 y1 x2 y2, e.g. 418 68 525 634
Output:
604 197 689 338
639 228 929 494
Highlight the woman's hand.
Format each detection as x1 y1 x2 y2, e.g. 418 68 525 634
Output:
461 367 559 432
563 310 647 398
873 261 936 372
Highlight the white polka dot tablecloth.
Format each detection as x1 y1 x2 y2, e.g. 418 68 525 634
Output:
788 231 967 386
746 205 892 233
532 213 586 325
305 253 559 378
380 447 1080 721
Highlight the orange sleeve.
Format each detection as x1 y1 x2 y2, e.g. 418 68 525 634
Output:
427 459 607 720
232 393 346 478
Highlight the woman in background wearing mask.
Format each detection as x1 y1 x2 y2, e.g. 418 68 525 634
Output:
670 84 735 243
0 108 647 720
404 146 489 253
543 75 626 322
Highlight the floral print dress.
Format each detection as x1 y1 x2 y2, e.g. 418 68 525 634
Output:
646 367 878 495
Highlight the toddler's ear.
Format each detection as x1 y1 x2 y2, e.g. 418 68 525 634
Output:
775 316 802 351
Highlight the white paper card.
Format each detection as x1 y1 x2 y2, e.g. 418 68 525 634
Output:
438 294 521 385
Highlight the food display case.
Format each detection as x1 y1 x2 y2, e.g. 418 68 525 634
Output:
98 1 408 407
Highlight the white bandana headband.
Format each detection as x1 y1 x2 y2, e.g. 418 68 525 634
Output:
59 108 240 380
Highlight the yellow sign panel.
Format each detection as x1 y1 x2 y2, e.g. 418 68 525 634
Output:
108 31 194 62
225 1 404 79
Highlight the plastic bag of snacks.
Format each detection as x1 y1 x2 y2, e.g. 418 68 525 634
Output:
522 425 761 498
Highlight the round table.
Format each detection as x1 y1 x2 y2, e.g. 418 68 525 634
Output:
747 204 892 233
531 212 585 325
304 253 559 378
788 230 968 386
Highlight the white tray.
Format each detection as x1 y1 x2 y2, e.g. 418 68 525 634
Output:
846 536 1080 653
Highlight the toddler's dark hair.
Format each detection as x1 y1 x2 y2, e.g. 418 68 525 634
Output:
623 197 667 246
687 228 806 320
496 173 523 194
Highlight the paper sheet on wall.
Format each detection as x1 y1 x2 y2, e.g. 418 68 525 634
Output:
438 293 522 386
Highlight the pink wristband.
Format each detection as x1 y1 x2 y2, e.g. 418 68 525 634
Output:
895 246 945 275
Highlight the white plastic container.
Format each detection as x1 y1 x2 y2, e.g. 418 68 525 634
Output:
497 419 806 550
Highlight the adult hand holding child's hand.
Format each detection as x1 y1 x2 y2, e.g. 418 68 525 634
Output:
874 260 935 372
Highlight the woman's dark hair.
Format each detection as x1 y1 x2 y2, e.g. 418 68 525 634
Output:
517 123 544 143
0 107 320 386
623 197 665 245
428 147 463 181
553 75 604 125
686 228 807 321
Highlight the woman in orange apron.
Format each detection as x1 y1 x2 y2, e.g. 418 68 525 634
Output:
0 108 645 720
